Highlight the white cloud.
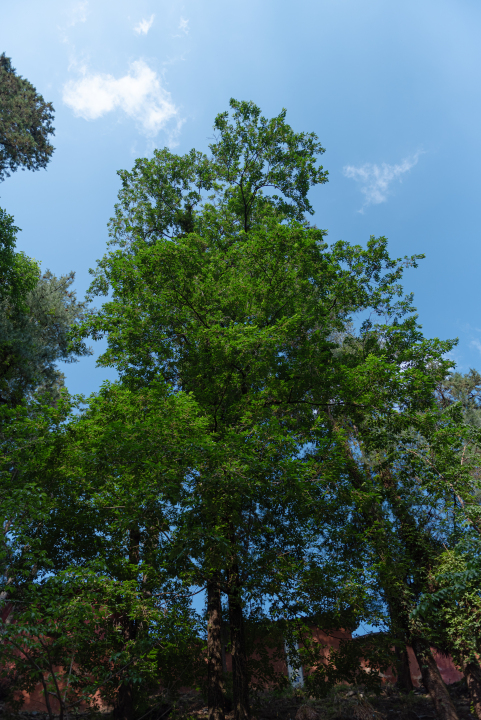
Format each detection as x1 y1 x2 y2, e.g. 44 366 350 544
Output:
58 1 89 42
166 117 186 148
62 60 179 137
134 14 155 35
343 153 422 211
178 16 189 34
66 1 89 27
471 339 481 356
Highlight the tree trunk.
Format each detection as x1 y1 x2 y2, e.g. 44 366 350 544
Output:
385 596 414 693
39 673 55 720
411 638 459 720
333 427 456 716
228 576 250 720
464 662 481 720
394 644 414 693
0 591 13 624
207 577 225 720
113 527 140 720
113 683 135 720
112 610 137 720
129 526 140 567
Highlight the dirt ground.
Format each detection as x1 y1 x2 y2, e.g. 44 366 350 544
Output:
0 681 477 720
174 680 477 720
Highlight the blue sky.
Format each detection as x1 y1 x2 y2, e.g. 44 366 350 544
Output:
2 0 481 394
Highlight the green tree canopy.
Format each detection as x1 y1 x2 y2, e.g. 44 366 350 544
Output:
0 266 91 406
0 206 90 406
0 207 38 306
107 98 328 248
4 96 475 720
71 99 457 720
0 53 55 182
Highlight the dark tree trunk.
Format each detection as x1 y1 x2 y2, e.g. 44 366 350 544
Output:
113 527 140 720
113 683 135 720
112 612 137 720
411 638 459 720
129 526 140 567
394 644 414 693
228 573 250 720
39 674 55 720
207 577 225 720
464 662 481 720
385 596 414 693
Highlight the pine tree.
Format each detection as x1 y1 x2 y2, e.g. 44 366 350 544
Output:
0 208 90 406
0 54 55 181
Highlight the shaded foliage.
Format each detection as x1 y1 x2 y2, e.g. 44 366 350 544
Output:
0 54 55 181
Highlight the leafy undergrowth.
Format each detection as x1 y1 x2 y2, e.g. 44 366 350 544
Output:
174 680 477 720
0 681 477 720
251 681 476 720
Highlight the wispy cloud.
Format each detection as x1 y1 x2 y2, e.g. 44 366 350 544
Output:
166 117 186 148
343 153 422 211
67 0 89 26
173 16 189 37
471 339 481 356
59 1 89 42
62 60 179 137
134 14 155 35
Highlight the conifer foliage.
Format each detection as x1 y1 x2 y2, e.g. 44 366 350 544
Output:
0 53 55 181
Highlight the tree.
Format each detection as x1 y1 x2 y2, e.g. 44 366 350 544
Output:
3 96 468 720
72 99 438 720
107 99 327 248
1 379 212 720
0 213 90 672
319 347 481 719
0 207 38 307
1 569 200 720
0 54 54 182
415 547 481 718
405 370 481 718
0 268 91 406
0 208 90 407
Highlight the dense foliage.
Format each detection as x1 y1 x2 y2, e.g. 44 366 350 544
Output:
1 94 481 720
0 53 55 181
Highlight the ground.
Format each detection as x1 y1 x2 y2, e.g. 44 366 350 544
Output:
0 682 477 720
174 681 477 720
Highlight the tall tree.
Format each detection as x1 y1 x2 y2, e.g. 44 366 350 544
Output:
72 99 440 720
0 267 91 406
1 380 208 720
321 344 481 720
0 54 54 182
409 370 481 717
0 208 90 406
